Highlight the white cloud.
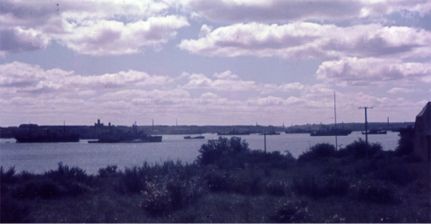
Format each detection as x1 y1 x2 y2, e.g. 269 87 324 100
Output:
179 22 431 59
0 28 50 55
60 16 189 55
316 57 431 85
0 61 427 125
387 87 413 94
0 0 188 55
180 0 430 22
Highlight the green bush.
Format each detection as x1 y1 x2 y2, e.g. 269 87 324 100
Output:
395 127 415 156
351 181 397 204
374 160 416 186
0 195 29 222
298 143 336 162
98 165 118 177
118 167 148 194
0 167 16 184
337 139 382 159
13 180 66 199
197 137 249 168
45 163 91 185
292 174 349 199
204 171 230 192
141 181 172 216
265 180 289 196
270 200 309 222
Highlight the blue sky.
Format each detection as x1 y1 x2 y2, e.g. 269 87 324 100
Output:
0 0 430 126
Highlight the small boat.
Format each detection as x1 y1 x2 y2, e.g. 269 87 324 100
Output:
184 135 205 139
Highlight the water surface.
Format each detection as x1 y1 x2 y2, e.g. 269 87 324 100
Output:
0 132 399 174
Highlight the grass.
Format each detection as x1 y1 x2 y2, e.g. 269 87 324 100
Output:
0 136 430 222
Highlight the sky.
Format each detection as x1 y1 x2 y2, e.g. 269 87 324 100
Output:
0 0 430 126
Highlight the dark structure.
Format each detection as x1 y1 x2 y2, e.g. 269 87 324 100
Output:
14 124 79 143
414 102 431 162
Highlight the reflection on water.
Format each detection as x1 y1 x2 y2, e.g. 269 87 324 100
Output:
0 131 399 174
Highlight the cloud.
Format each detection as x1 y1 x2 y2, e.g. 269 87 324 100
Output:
0 28 49 55
60 16 189 55
0 0 188 55
316 57 431 85
387 87 413 95
0 61 427 125
181 0 431 22
179 22 431 59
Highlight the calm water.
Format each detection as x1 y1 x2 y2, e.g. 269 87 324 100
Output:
0 132 399 174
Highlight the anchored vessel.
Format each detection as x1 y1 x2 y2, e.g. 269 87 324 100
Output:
14 124 79 143
184 135 205 139
362 129 387 135
310 128 352 136
89 122 162 143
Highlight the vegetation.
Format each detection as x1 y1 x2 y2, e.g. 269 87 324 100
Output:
0 137 430 222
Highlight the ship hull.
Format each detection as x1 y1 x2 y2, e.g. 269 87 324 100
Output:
88 136 162 143
15 136 79 143
310 130 351 136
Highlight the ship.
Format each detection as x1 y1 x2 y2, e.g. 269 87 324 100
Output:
362 129 387 135
14 124 79 143
259 130 281 135
217 130 251 136
184 135 205 139
310 128 352 136
88 122 162 143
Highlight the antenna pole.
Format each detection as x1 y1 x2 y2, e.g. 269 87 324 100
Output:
333 92 338 150
359 106 373 144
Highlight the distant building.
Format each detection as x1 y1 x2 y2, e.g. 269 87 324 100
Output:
414 102 431 162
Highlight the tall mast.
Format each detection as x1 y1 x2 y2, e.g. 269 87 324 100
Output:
334 92 338 150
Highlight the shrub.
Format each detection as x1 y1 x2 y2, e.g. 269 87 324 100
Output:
270 200 309 222
45 163 91 184
292 174 349 199
197 137 249 167
298 143 336 162
374 160 416 186
141 182 172 216
204 171 230 192
98 165 118 177
247 150 295 169
118 167 147 194
395 127 415 156
0 195 29 222
13 180 66 199
229 172 263 195
337 139 382 159
141 178 202 216
166 178 202 210
351 181 397 204
266 180 289 196
0 167 16 184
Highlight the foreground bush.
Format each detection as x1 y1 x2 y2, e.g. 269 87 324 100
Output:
298 143 336 162
292 174 349 199
351 181 398 204
270 200 309 222
337 139 382 159
141 178 202 216
197 137 294 169
0 195 29 223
